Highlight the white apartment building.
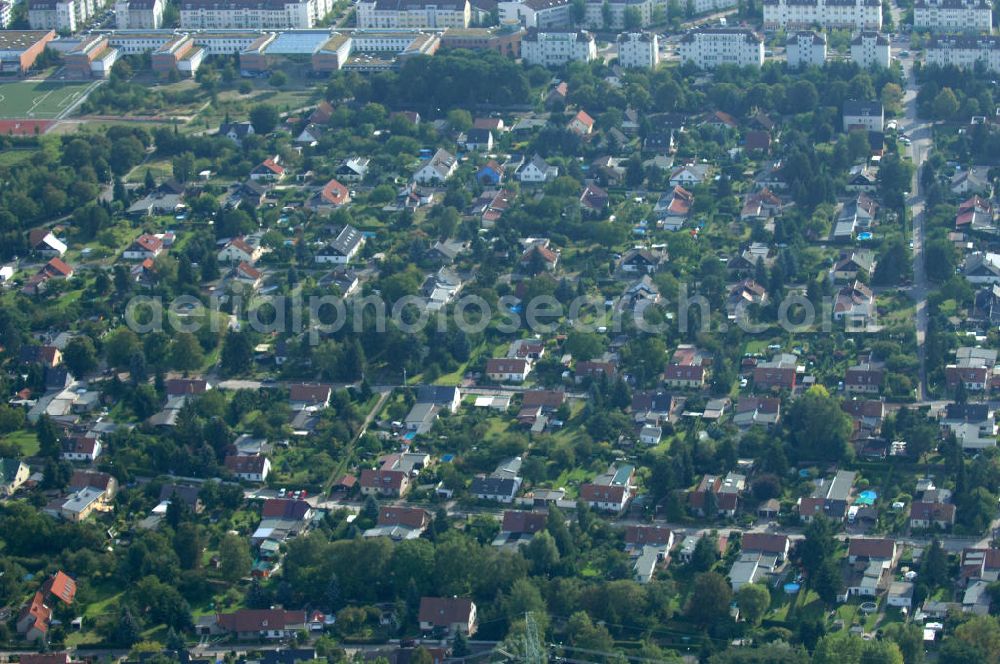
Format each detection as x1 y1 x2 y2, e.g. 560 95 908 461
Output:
843 99 884 132
685 0 738 12
356 0 470 28
786 30 826 68
678 27 764 69
0 1 13 27
114 0 164 28
850 30 890 68
617 31 658 68
582 0 651 29
180 0 332 29
499 0 571 28
913 0 991 32
29 0 100 32
521 28 596 66
763 0 881 31
926 35 1000 71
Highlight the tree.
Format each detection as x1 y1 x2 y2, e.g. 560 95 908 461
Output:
566 611 615 653
452 631 470 657
881 623 924 664
813 632 862 664
446 109 473 133
796 516 836 588
113 604 142 647
571 0 586 22
524 530 560 575
784 385 853 461
601 0 613 27
36 414 60 458
220 329 253 375
219 533 251 583
172 152 195 183
689 531 719 572
105 328 142 368
249 105 279 134
173 523 203 570
932 88 960 121
687 572 732 626
169 333 205 372
624 5 642 29
63 336 98 377
736 583 770 625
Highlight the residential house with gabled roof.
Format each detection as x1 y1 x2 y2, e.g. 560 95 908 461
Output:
0 458 29 496
834 280 876 327
733 396 781 429
218 236 264 264
576 359 616 383
655 185 694 230
470 456 523 503
796 469 856 522
741 533 790 561
231 262 262 290
17 592 51 642
69 470 118 501
295 122 325 144
745 129 771 153
62 435 102 462
842 398 886 438
518 154 558 183
965 252 1000 285
28 229 67 257
364 505 430 540
463 127 494 151
212 609 308 640
477 159 505 186
486 358 531 383
951 166 992 197
669 162 710 188
418 597 477 636
520 242 559 272
727 279 767 319
619 247 665 273
315 225 364 264
945 346 998 392
834 250 876 281
43 571 77 605
630 390 674 425
941 402 997 450
288 383 332 410
663 344 711 389
579 463 634 514
910 501 956 530
307 178 351 213
250 156 285 182
224 454 271 482
845 362 885 394
309 100 334 124
624 525 673 552
414 148 458 184
336 156 370 183
494 509 548 547
567 109 594 136
689 472 746 517
218 121 254 145
579 182 609 214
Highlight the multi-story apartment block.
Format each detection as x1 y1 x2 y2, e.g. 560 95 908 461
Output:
850 30 890 68
356 0 470 29
786 30 826 68
616 31 658 68
678 27 764 69
114 0 164 29
926 35 1000 71
913 0 991 32
763 0 881 31
521 28 596 66
180 0 333 29
582 0 651 29
498 0 572 28
0 1 13 27
29 0 101 33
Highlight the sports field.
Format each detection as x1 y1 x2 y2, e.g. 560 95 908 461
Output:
0 80 98 120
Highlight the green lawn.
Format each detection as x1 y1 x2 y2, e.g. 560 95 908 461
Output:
2 430 40 456
0 80 97 119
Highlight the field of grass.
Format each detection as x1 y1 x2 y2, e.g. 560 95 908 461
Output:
0 80 97 119
2 430 39 456
0 148 38 166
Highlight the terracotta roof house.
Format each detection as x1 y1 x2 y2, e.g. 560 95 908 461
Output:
418 597 477 636
740 533 790 561
16 591 51 642
250 156 286 182
224 455 271 482
567 110 595 136
308 178 351 212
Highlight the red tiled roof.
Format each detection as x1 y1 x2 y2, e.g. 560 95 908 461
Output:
740 533 788 555
623 525 672 547
848 537 896 559
378 505 429 529
360 468 406 491
320 178 350 206
261 498 311 519
418 597 474 627
43 572 76 605
579 483 626 503
224 455 268 474
501 510 547 534
45 258 73 277
258 158 284 175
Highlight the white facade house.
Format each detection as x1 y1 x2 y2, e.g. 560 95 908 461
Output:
499 0 572 28
414 148 457 184
521 28 596 66
617 31 659 68
114 0 163 28
926 35 1000 72
180 0 332 29
914 0 992 32
843 99 884 132
356 0 470 28
678 27 764 69
582 0 651 29
850 31 890 68
518 154 558 183
763 0 881 30
786 30 826 68
29 0 99 32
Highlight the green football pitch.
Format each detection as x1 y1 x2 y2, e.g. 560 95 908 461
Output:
0 79 97 119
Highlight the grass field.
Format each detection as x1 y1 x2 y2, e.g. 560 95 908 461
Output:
0 80 96 119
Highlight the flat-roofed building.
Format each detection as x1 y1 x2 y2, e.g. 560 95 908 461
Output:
357 0 471 28
180 0 332 29
679 27 764 69
521 28 596 66
914 0 991 32
763 0 882 30
0 30 56 73
65 33 119 77
617 31 658 68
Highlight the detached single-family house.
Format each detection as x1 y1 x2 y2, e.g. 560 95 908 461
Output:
414 149 457 184
567 110 594 136
0 458 30 496
486 358 531 383
518 154 558 183
28 230 68 257
315 225 364 264
218 237 264 264
218 121 255 145
250 156 285 182
418 597 477 636
336 157 370 182
224 454 271 482
308 178 351 213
